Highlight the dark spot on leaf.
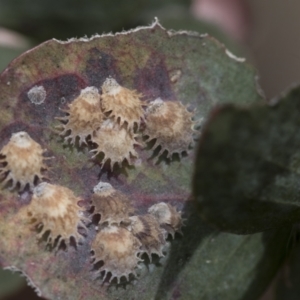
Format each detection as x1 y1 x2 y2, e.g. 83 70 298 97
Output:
18 74 86 126
0 121 44 149
135 56 174 100
85 48 120 87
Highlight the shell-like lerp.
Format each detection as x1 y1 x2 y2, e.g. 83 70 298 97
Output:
91 119 139 169
57 86 103 145
91 181 135 225
91 225 142 283
0 131 48 190
25 182 87 246
101 77 144 131
148 202 183 238
143 98 196 158
129 214 166 259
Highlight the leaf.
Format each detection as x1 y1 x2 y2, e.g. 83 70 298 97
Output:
0 45 28 72
0 21 264 299
0 268 25 298
194 86 300 234
0 205 292 300
271 232 300 300
152 210 291 300
140 4 241 56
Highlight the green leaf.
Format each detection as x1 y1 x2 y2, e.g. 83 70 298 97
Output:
152 211 291 300
271 233 300 300
0 21 264 299
0 45 28 72
194 86 300 234
0 268 25 298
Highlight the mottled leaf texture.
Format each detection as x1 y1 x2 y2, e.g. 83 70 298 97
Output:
0 21 270 299
194 87 300 234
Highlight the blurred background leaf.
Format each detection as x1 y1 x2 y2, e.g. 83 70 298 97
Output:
272 226 300 300
194 87 300 234
0 0 190 42
0 268 25 299
0 46 28 71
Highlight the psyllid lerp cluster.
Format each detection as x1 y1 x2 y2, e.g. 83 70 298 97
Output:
0 75 196 283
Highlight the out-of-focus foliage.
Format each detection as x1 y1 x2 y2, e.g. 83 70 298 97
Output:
0 268 25 298
194 87 300 234
0 46 28 72
0 0 190 42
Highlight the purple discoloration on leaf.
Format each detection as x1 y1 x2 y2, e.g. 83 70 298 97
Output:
135 56 175 100
85 48 120 87
171 282 182 300
0 121 34 146
19 74 86 124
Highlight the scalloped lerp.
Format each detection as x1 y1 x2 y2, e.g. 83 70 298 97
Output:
24 182 87 247
101 77 145 131
143 98 197 159
56 86 103 145
91 181 135 226
0 131 48 190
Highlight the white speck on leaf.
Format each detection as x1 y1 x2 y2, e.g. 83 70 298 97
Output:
27 85 46 105
225 49 246 63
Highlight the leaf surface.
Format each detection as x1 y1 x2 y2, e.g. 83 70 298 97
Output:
0 21 266 299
